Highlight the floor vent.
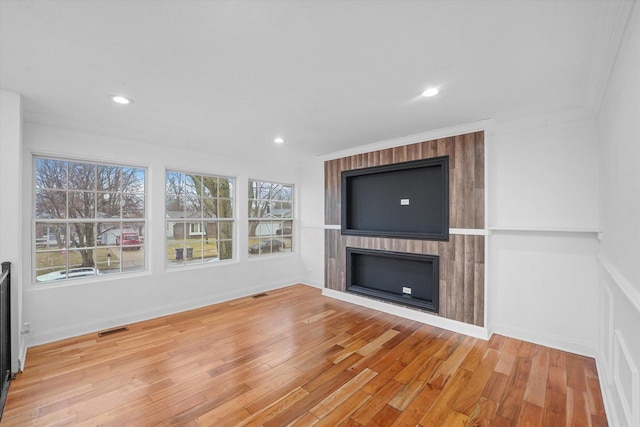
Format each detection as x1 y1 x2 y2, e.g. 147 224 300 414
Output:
252 293 268 299
98 327 129 337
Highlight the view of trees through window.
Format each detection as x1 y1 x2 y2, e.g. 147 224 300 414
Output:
248 180 293 256
166 171 234 267
34 157 146 283
34 159 293 282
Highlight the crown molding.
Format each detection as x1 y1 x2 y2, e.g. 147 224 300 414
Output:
318 118 496 162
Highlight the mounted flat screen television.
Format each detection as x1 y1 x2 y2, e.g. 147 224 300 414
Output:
341 156 449 241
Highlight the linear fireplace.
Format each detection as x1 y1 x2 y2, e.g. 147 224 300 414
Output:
346 247 439 313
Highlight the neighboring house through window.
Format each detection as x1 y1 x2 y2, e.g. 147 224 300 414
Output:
248 180 293 256
166 171 234 267
34 157 146 283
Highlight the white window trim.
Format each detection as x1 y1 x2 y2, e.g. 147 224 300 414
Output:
32 155 148 285
247 179 295 258
165 170 236 269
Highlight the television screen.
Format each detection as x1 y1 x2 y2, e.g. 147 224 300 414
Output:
341 156 449 240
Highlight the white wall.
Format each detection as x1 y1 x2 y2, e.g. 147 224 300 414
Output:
20 123 305 347
0 90 24 372
297 160 325 288
490 119 600 229
489 117 601 356
490 231 599 354
595 3 640 426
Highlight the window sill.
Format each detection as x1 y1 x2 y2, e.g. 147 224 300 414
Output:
30 270 151 290
165 258 239 272
248 251 295 262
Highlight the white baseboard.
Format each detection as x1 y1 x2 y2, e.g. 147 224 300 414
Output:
297 279 323 289
493 323 596 357
17 336 27 372
25 279 298 351
322 288 491 340
596 353 621 427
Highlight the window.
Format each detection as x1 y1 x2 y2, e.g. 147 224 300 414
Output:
166 171 234 267
248 180 293 256
34 157 146 283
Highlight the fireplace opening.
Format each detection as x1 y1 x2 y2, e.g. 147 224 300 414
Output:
346 247 439 313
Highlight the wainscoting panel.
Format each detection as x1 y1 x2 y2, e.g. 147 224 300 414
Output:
600 282 614 386
613 330 639 427
597 256 640 427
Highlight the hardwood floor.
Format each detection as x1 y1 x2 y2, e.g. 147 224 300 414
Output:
1 285 607 426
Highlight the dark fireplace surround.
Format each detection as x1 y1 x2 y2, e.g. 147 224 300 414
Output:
346 247 439 313
340 157 447 314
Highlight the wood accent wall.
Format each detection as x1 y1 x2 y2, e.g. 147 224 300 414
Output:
324 131 485 326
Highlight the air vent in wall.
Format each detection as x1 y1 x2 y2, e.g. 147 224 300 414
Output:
98 327 129 337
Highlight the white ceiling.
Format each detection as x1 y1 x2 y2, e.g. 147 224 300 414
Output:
0 0 629 165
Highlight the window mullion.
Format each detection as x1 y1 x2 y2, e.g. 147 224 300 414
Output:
34 156 146 284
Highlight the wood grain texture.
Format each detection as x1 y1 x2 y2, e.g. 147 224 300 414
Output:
1 285 607 426
325 230 485 326
324 131 484 228
324 131 485 327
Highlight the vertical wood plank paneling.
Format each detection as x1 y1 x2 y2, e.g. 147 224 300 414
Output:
454 135 465 168
325 229 343 291
325 159 341 225
464 235 475 324
437 138 450 158
368 150 379 167
393 145 408 163
452 166 465 228
474 262 485 326
324 161 332 224
474 189 485 230
407 141 422 160
408 239 422 254
474 132 486 229
422 139 438 158
357 153 367 169
323 131 485 326
463 133 476 228
325 229 334 289
439 278 449 319
475 235 485 264
379 148 394 166
452 235 465 321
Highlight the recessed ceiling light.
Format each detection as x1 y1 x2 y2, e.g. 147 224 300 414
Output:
111 95 133 105
421 88 439 97
274 137 284 144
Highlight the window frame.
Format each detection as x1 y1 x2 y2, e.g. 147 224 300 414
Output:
165 169 236 269
32 155 148 285
248 179 294 258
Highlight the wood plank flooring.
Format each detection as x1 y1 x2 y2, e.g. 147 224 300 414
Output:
1 285 607 426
